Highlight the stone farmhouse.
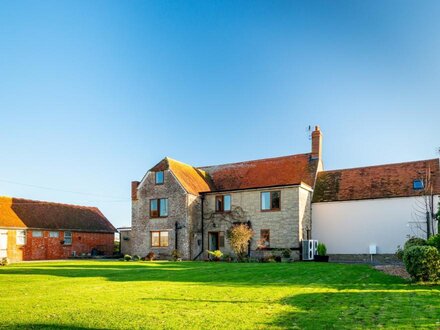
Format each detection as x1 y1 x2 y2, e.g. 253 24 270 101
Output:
0 196 116 262
128 126 439 261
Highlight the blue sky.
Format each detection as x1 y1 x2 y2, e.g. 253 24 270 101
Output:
1 1 439 227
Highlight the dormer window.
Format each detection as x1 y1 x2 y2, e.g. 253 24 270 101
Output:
215 195 231 212
413 179 424 190
155 171 164 185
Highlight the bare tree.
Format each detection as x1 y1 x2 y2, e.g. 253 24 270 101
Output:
410 166 438 238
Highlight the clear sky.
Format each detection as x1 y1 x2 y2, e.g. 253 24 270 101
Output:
1 1 439 227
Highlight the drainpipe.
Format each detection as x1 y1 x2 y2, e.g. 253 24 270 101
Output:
193 193 205 260
175 221 178 251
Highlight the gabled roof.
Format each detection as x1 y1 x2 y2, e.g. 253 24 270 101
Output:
150 157 213 195
199 153 320 192
0 196 116 233
147 153 320 195
313 159 440 203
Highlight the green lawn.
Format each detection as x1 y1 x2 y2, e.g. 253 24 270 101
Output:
0 261 439 329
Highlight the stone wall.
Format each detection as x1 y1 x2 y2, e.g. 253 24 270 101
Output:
202 185 307 260
131 169 194 259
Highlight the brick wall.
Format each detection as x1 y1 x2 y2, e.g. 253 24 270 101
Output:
20 230 114 261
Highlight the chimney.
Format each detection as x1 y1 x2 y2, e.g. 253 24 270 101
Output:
311 126 322 160
131 181 140 201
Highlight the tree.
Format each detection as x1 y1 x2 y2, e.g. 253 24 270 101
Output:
226 223 254 260
411 166 438 238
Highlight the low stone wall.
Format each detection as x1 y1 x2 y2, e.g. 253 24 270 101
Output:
328 254 400 265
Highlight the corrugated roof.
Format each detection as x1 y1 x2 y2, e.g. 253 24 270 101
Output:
0 196 116 232
312 159 440 202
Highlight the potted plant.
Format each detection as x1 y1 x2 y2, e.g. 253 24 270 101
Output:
171 249 182 261
281 249 291 262
314 242 329 262
207 250 223 261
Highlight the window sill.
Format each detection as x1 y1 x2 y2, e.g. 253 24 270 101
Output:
261 209 281 212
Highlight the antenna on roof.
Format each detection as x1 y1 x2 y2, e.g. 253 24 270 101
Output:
306 125 312 140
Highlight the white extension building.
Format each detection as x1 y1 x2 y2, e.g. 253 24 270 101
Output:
312 159 439 261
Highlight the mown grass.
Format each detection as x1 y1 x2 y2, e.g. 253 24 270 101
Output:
0 261 439 329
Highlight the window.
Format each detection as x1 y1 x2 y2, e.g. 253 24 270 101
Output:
215 195 231 212
155 171 164 185
32 230 43 238
16 230 26 245
151 231 169 247
49 231 59 238
259 229 270 248
261 191 280 211
150 198 168 217
64 231 72 245
413 179 424 190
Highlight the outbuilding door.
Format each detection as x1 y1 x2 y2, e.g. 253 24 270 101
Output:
0 230 7 258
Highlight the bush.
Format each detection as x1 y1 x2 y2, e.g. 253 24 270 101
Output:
132 255 140 261
281 249 291 258
317 243 327 256
427 234 440 252
145 252 155 261
395 245 404 261
0 257 9 266
124 254 132 261
226 223 254 261
208 250 223 261
403 246 440 282
404 237 427 250
171 250 182 261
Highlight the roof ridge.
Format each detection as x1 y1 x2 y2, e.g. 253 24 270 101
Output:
319 158 439 174
198 152 311 169
0 196 100 211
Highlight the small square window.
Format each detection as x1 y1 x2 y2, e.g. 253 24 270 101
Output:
215 195 231 212
151 231 169 247
413 179 424 190
64 231 72 245
49 231 59 238
32 230 43 238
150 198 168 218
155 171 164 185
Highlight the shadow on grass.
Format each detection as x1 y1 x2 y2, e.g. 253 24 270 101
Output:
267 289 440 329
0 260 432 290
7 324 96 330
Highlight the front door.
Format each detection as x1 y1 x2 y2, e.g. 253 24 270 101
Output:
0 230 8 258
208 232 219 251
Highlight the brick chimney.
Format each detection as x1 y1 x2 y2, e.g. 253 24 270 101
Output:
131 181 140 201
311 126 322 160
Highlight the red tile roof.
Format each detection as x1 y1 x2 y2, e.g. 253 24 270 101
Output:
0 196 116 232
199 153 320 192
313 159 440 202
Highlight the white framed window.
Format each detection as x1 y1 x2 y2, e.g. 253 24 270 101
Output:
16 230 26 245
64 231 72 245
32 230 43 238
49 231 59 238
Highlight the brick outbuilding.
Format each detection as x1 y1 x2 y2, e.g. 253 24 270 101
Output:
0 196 116 262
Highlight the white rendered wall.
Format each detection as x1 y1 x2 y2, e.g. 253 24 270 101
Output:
312 196 439 254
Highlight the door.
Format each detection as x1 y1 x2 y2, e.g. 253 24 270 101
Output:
208 232 219 251
0 230 8 258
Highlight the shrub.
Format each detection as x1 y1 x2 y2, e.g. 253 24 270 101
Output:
145 252 155 261
427 234 440 252
317 243 327 256
0 257 9 266
404 237 427 250
124 254 132 261
222 253 233 262
395 245 404 261
171 249 182 261
403 245 440 282
226 223 254 261
281 249 291 258
208 250 223 261
132 255 140 261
